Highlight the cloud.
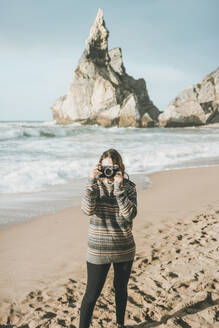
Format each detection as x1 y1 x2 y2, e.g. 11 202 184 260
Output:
143 65 194 84
129 63 195 85
124 63 200 110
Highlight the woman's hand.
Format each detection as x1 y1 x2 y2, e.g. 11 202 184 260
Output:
114 170 123 184
90 164 102 180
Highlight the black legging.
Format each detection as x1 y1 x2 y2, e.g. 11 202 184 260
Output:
79 260 133 328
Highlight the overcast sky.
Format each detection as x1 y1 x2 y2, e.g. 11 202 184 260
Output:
0 0 218 121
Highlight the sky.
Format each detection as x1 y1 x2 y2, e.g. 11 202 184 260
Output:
0 0 219 121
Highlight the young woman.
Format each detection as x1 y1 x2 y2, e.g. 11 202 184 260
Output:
79 148 137 328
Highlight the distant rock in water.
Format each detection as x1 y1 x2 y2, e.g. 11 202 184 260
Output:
159 67 219 127
51 8 160 127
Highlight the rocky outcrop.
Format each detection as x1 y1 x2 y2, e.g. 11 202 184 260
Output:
51 9 160 127
159 67 219 127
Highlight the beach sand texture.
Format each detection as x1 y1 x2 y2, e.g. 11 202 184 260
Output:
0 166 219 327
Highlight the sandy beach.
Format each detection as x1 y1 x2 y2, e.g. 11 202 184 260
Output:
0 165 219 327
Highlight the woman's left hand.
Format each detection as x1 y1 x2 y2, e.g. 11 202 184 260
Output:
114 170 123 184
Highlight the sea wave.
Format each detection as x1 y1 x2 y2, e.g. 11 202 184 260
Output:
1 121 219 193
0 159 93 193
0 122 83 140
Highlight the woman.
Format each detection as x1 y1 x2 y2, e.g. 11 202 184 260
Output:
79 148 137 328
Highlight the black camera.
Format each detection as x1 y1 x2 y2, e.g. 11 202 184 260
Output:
99 165 120 178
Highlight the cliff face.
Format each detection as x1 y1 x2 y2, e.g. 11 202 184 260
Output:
51 9 160 127
159 67 219 127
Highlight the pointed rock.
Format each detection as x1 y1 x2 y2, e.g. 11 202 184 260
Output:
159 67 219 127
51 9 160 127
86 8 109 52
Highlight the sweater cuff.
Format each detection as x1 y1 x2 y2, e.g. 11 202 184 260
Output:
113 182 125 195
88 177 98 185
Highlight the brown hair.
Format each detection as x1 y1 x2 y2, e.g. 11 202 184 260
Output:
99 148 125 175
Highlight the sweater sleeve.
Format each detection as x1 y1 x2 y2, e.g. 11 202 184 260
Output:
81 178 99 216
113 180 137 222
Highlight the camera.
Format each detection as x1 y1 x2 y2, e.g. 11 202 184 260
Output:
99 165 120 178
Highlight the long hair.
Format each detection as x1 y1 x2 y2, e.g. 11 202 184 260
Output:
99 148 129 179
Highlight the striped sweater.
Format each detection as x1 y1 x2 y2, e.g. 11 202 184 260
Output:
81 177 137 264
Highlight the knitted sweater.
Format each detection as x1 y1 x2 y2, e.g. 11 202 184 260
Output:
81 177 137 264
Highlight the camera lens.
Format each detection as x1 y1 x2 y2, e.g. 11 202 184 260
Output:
104 167 113 177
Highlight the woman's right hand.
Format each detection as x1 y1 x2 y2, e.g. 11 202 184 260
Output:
90 164 102 179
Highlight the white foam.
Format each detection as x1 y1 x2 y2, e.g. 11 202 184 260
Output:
0 158 95 193
1 121 219 194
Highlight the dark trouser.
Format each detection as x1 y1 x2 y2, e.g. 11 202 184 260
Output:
79 260 133 328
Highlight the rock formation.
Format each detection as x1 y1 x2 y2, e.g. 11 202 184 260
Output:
51 8 160 127
159 67 219 127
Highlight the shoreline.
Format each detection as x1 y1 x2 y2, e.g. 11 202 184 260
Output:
0 173 150 229
0 165 219 326
1 162 219 229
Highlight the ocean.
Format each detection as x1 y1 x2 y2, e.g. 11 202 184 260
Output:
1 120 219 227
